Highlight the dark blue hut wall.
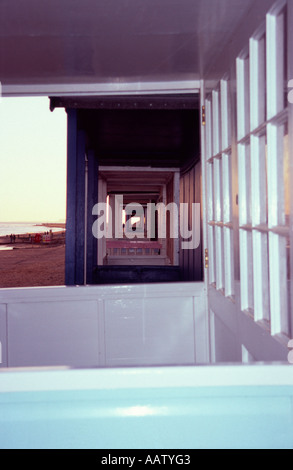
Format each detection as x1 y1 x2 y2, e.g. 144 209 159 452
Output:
65 110 98 285
74 129 86 285
65 109 77 285
179 161 203 281
86 149 98 284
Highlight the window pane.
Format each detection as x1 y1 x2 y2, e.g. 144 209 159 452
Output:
278 122 289 226
207 162 214 221
221 79 231 150
266 6 287 118
269 232 289 335
250 33 266 129
267 122 288 227
237 55 250 139
238 143 251 226
253 230 270 322
240 229 254 312
222 153 232 223
251 133 268 226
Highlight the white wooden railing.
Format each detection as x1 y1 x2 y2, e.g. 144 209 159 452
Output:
0 282 208 368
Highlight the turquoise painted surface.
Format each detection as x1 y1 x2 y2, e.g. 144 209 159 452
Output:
0 386 292 449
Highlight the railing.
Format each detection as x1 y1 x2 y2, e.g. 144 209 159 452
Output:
0 283 207 368
106 240 162 257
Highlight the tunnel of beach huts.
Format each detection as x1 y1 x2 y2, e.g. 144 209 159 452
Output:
50 95 202 286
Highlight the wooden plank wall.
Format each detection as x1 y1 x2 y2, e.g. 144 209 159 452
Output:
180 161 203 281
166 176 174 264
65 110 99 285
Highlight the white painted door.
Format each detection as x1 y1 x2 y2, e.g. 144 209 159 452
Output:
202 0 292 363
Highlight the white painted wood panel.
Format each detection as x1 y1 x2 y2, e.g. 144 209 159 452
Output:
0 283 208 369
7 300 100 368
105 296 195 366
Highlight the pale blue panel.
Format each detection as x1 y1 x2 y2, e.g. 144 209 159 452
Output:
0 386 292 449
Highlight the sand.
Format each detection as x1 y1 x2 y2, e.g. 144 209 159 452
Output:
0 232 65 288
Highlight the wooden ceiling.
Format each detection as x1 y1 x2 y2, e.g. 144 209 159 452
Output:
51 94 200 170
99 167 177 199
1 0 258 91
85 108 199 169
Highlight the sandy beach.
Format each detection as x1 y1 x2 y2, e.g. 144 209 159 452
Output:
0 229 65 288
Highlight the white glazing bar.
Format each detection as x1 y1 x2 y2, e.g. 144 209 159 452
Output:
236 57 244 139
212 90 220 156
239 230 254 313
249 38 260 131
213 158 223 290
213 158 222 223
200 80 209 296
238 144 251 226
236 56 250 140
250 36 266 130
252 231 270 322
213 161 218 222
239 229 249 311
266 11 285 119
205 98 212 161
208 226 215 285
260 134 268 225
222 153 233 296
250 132 270 322
238 144 246 227
269 232 289 335
267 123 285 227
215 226 224 291
250 135 260 226
220 80 230 151
224 227 234 297
251 135 267 227
259 34 266 125
207 163 214 222
205 88 215 285
222 153 231 224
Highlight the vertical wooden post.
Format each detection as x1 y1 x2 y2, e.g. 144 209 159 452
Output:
86 149 98 284
65 109 86 285
74 129 86 285
65 109 77 285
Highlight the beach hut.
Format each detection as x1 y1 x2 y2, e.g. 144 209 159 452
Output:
0 0 293 449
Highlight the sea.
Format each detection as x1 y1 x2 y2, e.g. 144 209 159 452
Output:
0 222 64 238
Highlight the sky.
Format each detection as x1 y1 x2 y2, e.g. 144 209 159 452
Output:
0 97 67 223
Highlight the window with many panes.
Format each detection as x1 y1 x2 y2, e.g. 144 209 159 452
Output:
236 1 290 336
205 77 234 298
205 0 291 340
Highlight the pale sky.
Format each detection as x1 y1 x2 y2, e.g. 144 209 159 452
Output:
0 97 67 223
